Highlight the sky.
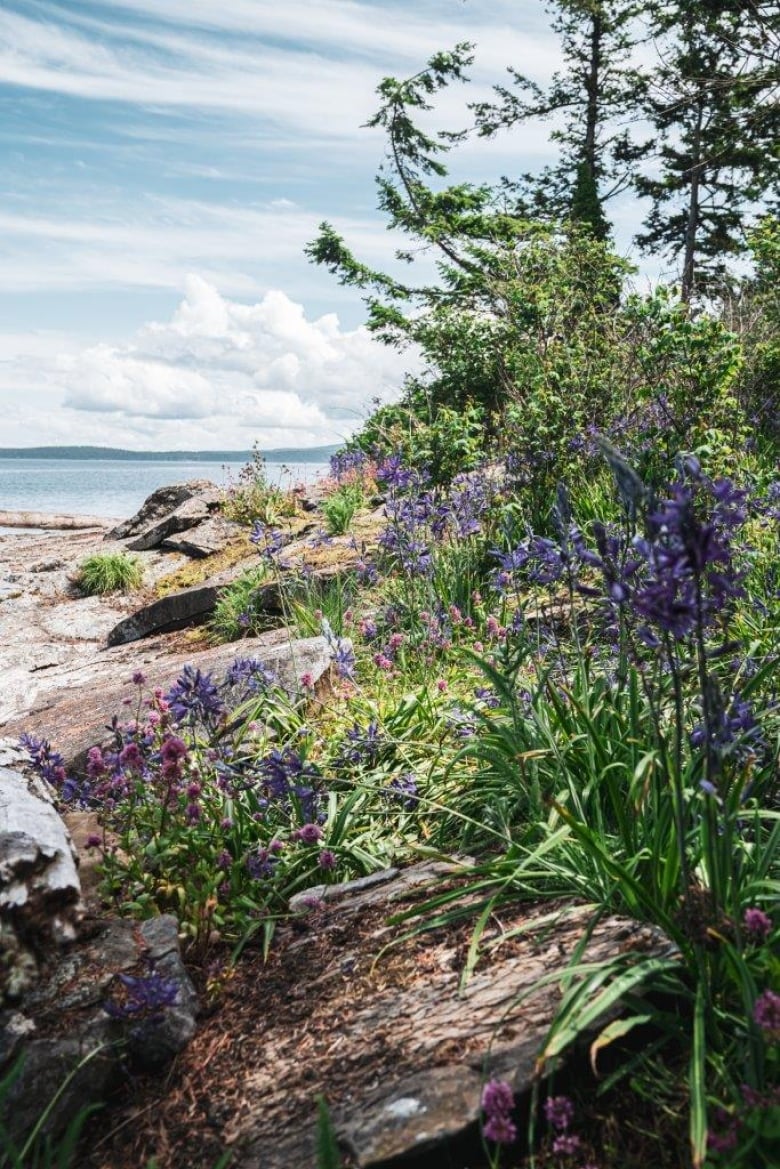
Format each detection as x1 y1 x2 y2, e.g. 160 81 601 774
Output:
0 0 647 452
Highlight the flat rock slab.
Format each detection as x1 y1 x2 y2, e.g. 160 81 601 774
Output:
94 863 675 1169
1 631 341 772
0 526 189 724
162 514 245 558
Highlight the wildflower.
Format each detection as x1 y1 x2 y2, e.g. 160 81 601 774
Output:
436 678 448 693
333 641 356 679
246 847 276 879
224 658 277 695
386 773 418 809
295 823 323 845
131 670 147 686
300 672 315 690
707 1109 739 1154
118 742 144 772
753 989 780 1039
744 907 772 943
103 967 179 1023
544 1095 575 1132
318 849 337 870
481 1079 517 1145
552 1133 581 1156
166 666 224 726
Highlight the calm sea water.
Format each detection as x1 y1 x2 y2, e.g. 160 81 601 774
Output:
0 457 330 520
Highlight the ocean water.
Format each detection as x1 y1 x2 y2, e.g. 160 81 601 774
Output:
0 457 330 521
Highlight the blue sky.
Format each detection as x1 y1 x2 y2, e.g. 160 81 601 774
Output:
0 0 643 450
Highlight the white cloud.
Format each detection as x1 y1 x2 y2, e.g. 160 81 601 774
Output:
0 278 415 448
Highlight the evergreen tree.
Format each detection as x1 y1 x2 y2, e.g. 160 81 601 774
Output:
471 0 645 237
635 2 779 300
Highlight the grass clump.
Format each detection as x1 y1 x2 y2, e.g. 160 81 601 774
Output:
75 552 143 595
321 484 363 535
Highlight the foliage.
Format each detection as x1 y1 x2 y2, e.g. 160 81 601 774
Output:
635 3 779 301
208 565 271 641
321 484 362 536
0 1050 105 1169
220 443 296 526
472 0 646 236
75 552 143 595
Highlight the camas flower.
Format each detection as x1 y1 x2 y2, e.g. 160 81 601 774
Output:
166 666 225 726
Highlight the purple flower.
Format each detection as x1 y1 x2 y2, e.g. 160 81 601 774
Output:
246 847 276 879
483 1112 518 1144
386 773 418 809
318 849 337 870
295 823 323 845
339 721 383 768
103 967 179 1022
707 1108 740 1154
753 989 780 1039
481 1079 517 1145
165 666 225 726
544 1094 575 1131
333 640 356 679
743 907 772 943
552 1133 581 1156
225 657 277 695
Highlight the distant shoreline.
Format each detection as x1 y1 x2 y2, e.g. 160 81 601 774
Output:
0 445 340 462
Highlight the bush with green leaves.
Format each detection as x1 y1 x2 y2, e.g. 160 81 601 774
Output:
75 552 143 595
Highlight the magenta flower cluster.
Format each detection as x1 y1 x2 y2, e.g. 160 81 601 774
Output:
481 1078 517 1145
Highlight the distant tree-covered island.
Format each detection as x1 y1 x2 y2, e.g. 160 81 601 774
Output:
0 445 340 462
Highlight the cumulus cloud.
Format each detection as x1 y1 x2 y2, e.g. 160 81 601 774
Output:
2 277 416 448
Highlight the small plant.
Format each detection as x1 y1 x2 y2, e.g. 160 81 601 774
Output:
221 443 295 526
321 484 362 535
75 552 143 595
209 566 270 641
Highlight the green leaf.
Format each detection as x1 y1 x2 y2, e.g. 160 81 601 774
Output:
589 1014 653 1075
690 981 707 1169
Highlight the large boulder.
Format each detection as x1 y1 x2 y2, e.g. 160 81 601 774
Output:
0 914 197 1148
0 767 81 1004
105 481 219 543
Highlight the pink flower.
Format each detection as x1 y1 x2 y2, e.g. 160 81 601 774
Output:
744 907 772 943
300 672 314 689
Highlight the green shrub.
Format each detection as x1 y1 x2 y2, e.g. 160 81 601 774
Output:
209 566 270 641
75 552 143 595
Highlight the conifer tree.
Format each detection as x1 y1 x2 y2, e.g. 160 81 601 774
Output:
471 0 645 238
635 2 779 300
